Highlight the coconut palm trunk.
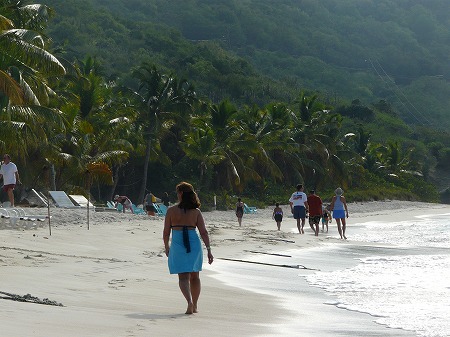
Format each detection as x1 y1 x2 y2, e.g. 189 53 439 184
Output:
138 138 152 204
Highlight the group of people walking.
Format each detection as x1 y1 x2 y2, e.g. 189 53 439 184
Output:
287 184 348 239
236 184 349 239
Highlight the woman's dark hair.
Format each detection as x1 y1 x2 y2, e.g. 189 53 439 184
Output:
275 202 280 207
176 182 201 210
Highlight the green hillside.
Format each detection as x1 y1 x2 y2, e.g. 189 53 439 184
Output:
44 0 450 127
2 0 450 206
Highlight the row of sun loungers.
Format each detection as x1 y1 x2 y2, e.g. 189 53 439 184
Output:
106 201 167 216
0 208 49 230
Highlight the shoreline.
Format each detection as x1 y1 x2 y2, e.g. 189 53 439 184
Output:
0 200 449 336
203 201 450 337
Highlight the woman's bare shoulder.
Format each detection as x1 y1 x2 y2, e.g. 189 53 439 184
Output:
166 204 178 214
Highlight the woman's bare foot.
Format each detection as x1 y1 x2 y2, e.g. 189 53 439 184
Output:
343 234 347 240
185 303 194 314
193 304 198 313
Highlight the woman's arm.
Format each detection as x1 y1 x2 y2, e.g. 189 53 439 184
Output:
196 210 213 264
330 196 336 211
342 197 349 217
163 209 172 256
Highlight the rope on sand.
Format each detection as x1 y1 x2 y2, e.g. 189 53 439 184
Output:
244 250 292 257
0 291 64 306
218 258 320 271
248 236 295 243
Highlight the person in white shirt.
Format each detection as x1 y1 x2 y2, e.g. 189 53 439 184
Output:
289 184 309 234
0 154 21 207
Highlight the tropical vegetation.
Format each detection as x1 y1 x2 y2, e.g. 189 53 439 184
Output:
0 0 448 210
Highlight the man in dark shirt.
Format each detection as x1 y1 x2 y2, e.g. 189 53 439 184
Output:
307 190 323 236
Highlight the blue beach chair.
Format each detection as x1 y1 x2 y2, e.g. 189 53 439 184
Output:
157 204 168 216
153 203 164 216
132 204 146 215
244 203 257 214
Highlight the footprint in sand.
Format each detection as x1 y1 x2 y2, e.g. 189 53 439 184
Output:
108 279 127 289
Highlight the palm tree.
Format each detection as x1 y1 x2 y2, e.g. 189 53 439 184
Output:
238 103 295 185
0 1 66 159
39 55 134 196
290 94 354 189
207 100 249 189
290 95 331 187
180 126 225 187
132 63 196 202
375 141 421 178
294 92 319 123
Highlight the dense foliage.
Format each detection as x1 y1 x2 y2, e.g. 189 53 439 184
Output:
1 0 449 208
43 0 450 128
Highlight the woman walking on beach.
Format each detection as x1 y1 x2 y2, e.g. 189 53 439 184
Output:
330 187 349 239
163 182 214 314
235 197 244 226
272 203 283 230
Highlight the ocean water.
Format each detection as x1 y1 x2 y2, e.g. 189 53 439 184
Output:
211 212 450 336
306 212 450 337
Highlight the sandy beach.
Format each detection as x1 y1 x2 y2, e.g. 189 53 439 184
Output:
1 200 449 337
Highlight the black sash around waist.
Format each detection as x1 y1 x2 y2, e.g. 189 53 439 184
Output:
171 225 196 253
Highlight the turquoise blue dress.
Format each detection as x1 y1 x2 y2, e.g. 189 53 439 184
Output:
168 226 203 274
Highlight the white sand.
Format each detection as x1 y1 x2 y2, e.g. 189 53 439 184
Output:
0 200 449 336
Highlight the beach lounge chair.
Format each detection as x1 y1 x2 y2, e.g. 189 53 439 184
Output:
69 195 95 208
132 204 146 215
153 203 162 216
29 188 48 207
157 203 168 216
12 208 48 229
243 203 257 214
153 203 168 217
94 201 118 213
107 201 124 212
49 191 80 208
2 208 21 228
0 208 12 229
0 207 49 230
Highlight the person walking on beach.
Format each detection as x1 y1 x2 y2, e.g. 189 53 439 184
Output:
289 184 309 234
272 202 283 230
114 194 134 214
235 197 244 226
163 181 214 314
143 191 157 216
307 190 322 236
0 154 21 207
330 187 349 239
321 204 332 233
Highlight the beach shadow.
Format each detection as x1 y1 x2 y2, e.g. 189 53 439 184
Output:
126 313 186 320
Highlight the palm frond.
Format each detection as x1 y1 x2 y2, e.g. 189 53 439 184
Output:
0 29 65 75
0 14 14 30
0 69 24 104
